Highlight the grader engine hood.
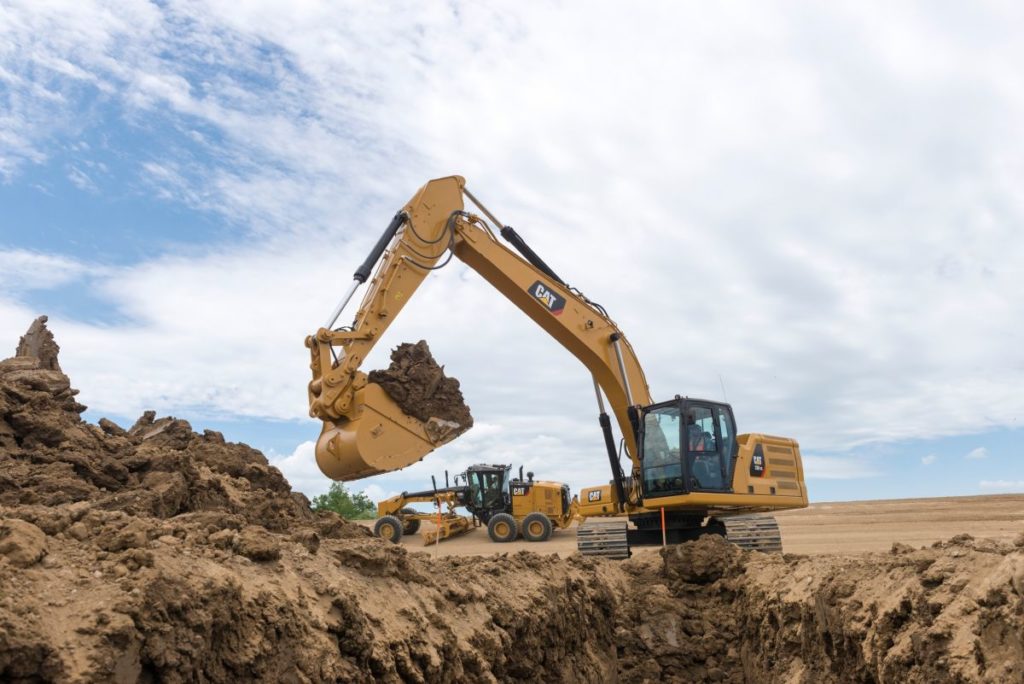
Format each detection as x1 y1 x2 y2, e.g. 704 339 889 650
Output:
314 341 474 481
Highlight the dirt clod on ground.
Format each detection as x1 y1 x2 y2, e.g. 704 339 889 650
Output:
1 318 1022 683
368 340 473 436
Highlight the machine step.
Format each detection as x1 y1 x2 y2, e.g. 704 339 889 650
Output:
576 518 630 559
720 514 783 553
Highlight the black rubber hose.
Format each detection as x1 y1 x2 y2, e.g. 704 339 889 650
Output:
499 225 566 286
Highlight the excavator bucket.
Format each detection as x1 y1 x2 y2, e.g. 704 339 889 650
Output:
315 383 463 481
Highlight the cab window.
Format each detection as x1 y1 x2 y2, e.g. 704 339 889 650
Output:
717 406 735 479
685 404 728 491
642 406 683 496
686 406 715 452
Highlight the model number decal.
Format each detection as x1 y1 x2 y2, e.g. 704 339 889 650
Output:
587 490 602 502
529 281 566 316
750 444 766 477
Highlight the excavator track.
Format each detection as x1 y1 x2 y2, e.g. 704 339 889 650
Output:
719 514 783 553
576 518 630 559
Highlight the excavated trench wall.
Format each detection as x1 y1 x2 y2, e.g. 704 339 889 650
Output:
1 320 1022 683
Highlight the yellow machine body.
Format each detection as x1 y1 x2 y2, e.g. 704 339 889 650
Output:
578 434 807 518
509 479 578 531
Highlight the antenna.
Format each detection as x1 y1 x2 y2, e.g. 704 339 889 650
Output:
718 373 728 402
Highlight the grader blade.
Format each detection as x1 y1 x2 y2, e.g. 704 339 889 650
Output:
421 514 472 544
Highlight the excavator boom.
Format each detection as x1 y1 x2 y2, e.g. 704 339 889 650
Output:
307 176 650 491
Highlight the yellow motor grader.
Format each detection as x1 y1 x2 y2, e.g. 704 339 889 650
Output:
374 464 578 544
307 176 808 558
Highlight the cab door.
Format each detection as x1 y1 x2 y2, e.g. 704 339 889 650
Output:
683 402 734 493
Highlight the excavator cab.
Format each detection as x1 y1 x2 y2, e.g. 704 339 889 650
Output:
640 399 737 499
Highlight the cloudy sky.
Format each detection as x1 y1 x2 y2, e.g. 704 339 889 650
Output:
2 1 1022 504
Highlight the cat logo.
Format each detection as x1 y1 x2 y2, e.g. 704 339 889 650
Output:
529 280 566 316
749 444 766 477
587 490 602 502
512 485 527 496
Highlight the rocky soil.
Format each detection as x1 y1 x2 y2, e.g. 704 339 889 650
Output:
1 319 1022 683
615 535 1024 683
368 340 473 432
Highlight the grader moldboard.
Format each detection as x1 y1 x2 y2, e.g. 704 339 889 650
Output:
373 464 578 545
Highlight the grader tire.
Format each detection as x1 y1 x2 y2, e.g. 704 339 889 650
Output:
374 515 403 544
400 508 421 535
522 513 553 542
487 513 518 543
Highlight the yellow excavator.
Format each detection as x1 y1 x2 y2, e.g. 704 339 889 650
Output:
306 176 808 558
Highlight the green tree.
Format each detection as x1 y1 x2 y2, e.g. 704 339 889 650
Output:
310 482 377 520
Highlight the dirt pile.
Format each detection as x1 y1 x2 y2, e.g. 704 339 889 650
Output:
1 318 1022 683
0 319 613 682
368 340 473 436
611 534 1024 683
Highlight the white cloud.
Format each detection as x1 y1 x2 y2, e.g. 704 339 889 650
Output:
268 441 398 503
965 447 989 460
979 480 1024 491
267 441 325 498
2 2 1024 497
65 165 96 192
921 453 937 465
357 484 398 505
0 249 99 291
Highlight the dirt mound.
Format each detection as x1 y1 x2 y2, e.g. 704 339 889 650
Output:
611 534 1024 683
1 318 1022 683
368 340 473 432
0 320 613 682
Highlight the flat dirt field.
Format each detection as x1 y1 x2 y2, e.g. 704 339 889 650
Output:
378 493 1024 557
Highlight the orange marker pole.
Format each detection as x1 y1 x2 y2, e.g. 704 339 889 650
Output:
660 506 667 547
435 501 442 557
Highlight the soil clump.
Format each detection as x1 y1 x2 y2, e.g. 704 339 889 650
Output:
15 316 61 372
368 340 473 434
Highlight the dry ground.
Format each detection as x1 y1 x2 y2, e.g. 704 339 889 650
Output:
370 493 1024 557
6 320 1023 682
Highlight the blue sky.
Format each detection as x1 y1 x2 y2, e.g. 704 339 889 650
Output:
2 1 1022 504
